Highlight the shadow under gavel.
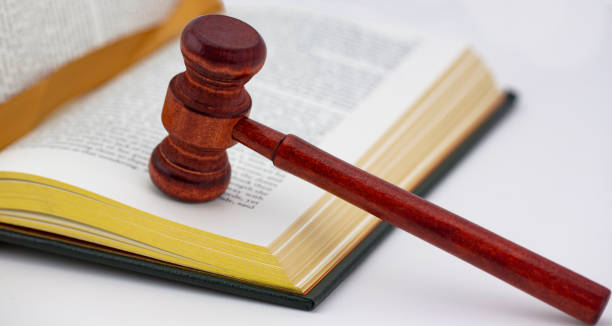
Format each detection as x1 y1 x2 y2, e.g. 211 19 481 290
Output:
149 14 610 324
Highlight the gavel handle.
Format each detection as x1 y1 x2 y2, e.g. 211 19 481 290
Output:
233 117 609 324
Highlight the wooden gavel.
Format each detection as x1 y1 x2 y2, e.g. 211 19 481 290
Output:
148 15 609 324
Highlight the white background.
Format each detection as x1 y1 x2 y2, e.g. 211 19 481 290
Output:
1 1 611 325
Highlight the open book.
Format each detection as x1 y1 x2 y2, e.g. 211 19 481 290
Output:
0 1 514 308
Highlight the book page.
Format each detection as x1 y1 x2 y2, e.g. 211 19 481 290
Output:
0 6 464 245
0 0 178 102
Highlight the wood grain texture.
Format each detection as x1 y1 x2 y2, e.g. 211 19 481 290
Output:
235 116 610 324
149 15 265 201
149 14 610 323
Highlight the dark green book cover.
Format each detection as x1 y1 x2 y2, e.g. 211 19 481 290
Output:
0 91 516 310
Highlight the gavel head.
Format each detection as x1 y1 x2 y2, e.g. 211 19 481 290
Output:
149 15 266 202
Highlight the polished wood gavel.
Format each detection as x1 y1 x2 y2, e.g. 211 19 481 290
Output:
148 15 609 324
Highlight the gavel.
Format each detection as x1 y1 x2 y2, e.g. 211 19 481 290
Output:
149 15 609 324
